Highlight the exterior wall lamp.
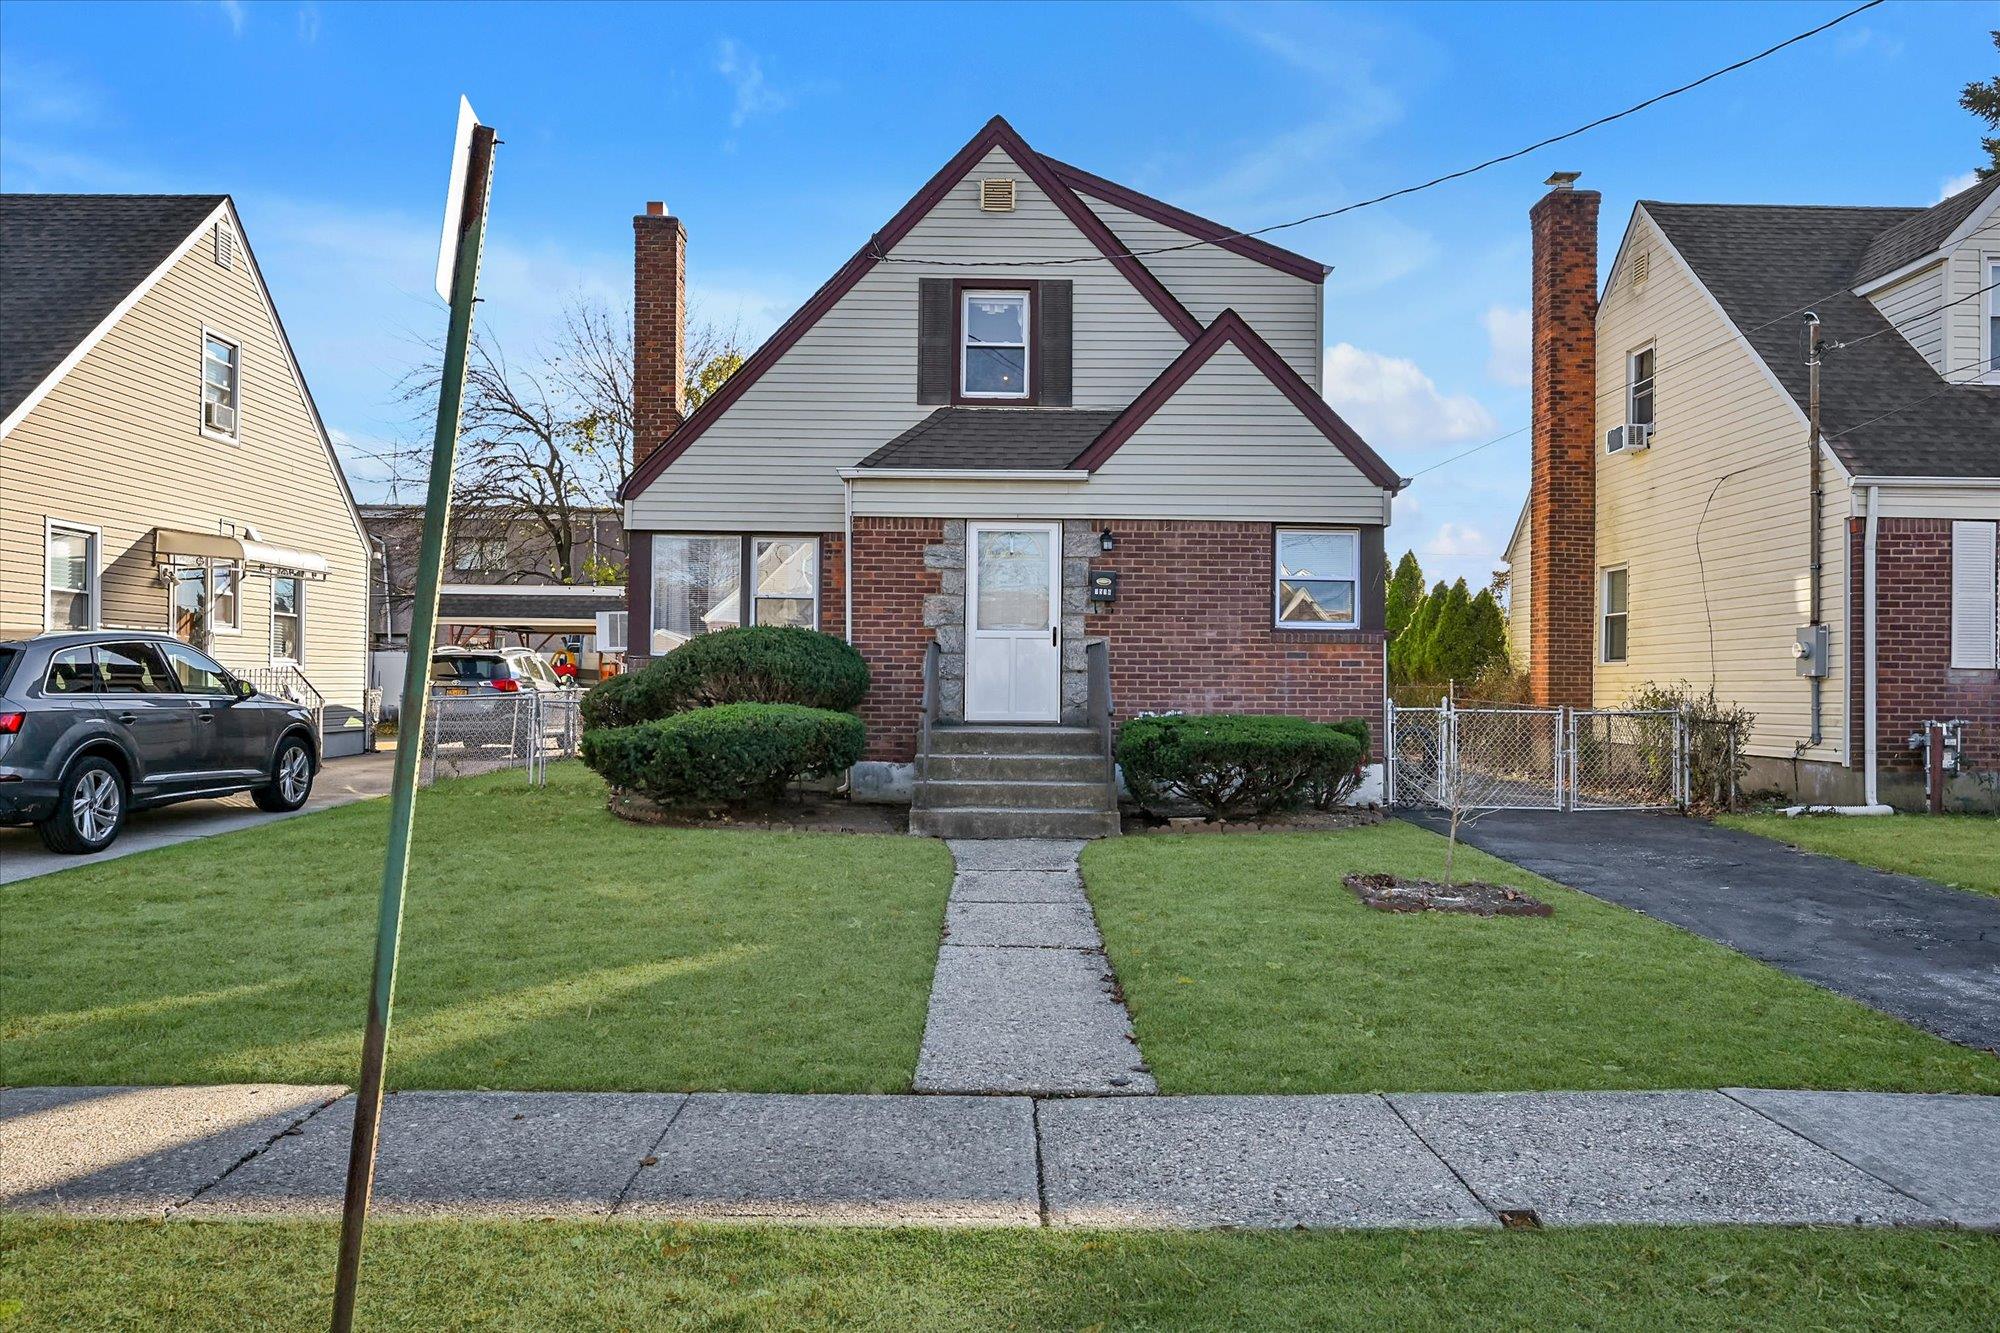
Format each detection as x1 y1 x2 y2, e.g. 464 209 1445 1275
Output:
1098 528 1116 552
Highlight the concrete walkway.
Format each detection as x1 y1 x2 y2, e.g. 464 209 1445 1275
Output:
5 1084 1996 1229
1 750 397 887
913 840 1155 1095
1402 809 2000 1052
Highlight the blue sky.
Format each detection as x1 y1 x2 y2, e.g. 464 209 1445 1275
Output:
3 0 1992 589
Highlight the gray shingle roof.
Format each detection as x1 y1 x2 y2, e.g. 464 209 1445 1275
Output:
1 194 227 420
438 589 625 622
1643 200 2000 480
1853 174 2000 287
858 407 1124 470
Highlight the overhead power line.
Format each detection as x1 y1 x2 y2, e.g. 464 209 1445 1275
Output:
877 0 1886 269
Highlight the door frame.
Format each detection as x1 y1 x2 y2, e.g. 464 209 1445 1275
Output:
964 520 1063 723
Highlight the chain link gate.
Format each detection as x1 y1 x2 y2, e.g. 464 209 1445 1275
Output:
420 690 584 786
1387 700 1686 812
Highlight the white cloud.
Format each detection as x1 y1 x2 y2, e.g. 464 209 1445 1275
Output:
1423 522 1492 559
1322 343 1497 451
217 0 246 36
0 55 106 127
715 38 789 129
1481 305 1531 388
1939 170 1981 203
297 3 322 44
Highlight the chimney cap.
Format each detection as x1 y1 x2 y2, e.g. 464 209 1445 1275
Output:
1544 171 1582 191
645 201 668 217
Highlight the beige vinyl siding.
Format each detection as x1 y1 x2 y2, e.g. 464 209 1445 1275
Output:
1592 207 1845 764
629 146 1194 533
849 343 1384 522
1866 261 1946 374
1945 208 1999 383
1504 507 1532 668
0 214 370 718
1079 193 1323 389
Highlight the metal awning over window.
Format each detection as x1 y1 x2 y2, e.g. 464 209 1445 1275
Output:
152 527 331 577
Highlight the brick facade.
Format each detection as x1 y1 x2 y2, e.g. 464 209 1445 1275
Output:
1848 517 2000 779
1084 520 1384 758
849 518 944 763
632 204 685 467
1526 179 1599 708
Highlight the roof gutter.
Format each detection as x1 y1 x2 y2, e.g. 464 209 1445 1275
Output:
1844 475 2000 489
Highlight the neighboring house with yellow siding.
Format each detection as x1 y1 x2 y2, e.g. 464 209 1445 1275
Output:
1 194 373 756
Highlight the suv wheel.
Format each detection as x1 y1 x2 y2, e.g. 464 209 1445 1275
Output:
39 756 126 854
253 735 316 812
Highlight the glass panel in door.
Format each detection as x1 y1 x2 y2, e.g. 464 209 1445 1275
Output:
975 529 1051 629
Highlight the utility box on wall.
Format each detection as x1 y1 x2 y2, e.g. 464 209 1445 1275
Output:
1089 570 1119 605
1794 624 1829 678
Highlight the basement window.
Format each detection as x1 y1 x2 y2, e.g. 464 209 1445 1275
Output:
1601 567 1629 664
1275 529 1359 630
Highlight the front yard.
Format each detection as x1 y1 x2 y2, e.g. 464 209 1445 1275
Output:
1717 812 2000 898
1 765 952 1094
1083 823 2000 1094
4 1219 1994 1331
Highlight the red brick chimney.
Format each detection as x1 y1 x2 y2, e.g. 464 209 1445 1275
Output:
1526 171 1599 708
633 201 686 467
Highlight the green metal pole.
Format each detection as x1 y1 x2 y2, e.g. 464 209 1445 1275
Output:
331 122 496 1333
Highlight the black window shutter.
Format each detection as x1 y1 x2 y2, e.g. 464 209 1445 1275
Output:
1036 279 1073 407
917 278 953 404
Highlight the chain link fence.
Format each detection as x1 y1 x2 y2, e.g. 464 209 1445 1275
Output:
1389 700 1689 812
419 690 584 786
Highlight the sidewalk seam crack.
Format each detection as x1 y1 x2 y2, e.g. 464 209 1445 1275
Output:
1717 1089 1934 1209
166 1087 346 1218
609 1095 693 1216
1031 1098 1052 1228
1382 1094 1498 1221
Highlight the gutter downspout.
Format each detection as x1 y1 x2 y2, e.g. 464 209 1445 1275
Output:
842 476 854 643
1786 481 1890 816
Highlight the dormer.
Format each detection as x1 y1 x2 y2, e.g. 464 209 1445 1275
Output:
1852 174 2000 383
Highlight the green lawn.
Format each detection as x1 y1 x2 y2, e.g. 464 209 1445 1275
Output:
0 765 953 1093
1718 812 2000 898
3 1220 1993 1331
1082 823 2000 1094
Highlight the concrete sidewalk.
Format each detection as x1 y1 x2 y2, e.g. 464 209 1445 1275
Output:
6 1084 1995 1230
1 750 396 886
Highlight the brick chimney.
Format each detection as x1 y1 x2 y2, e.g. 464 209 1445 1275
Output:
633 201 686 467
1526 171 1599 708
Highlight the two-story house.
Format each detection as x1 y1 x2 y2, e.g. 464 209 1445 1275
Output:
1505 173 1999 811
1 195 373 756
618 117 1402 834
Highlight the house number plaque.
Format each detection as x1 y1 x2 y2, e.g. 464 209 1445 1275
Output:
1089 571 1118 604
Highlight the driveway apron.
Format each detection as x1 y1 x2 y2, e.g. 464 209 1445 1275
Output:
1401 809 2000 1052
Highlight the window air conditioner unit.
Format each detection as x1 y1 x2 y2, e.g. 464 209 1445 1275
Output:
204 401 237 435
1605 422 1653 454
596 609 628 654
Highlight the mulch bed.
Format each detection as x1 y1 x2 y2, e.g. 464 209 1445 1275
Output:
1341 872 1554 917
1122 806 1384 835
607 789 908 835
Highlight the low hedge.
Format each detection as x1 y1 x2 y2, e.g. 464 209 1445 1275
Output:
582 627 869 729
581 702 867 807
1118 713 1365 820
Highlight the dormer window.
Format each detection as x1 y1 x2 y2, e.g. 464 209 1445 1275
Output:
960 289 1030 400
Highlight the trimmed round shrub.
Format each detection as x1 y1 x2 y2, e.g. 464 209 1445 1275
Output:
579 671 642 731
581 702 866 807
598 627 869 727
1118 713 1363 820
1306 717 1372 810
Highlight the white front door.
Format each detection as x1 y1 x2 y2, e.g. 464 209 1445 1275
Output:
965 523 1061 723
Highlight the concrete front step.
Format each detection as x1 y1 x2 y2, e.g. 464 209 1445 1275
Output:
927 726 1102 757
925 751 1108 782
912 807 1121 839
919 778 1112 811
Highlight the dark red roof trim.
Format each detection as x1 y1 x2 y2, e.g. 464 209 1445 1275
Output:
1071 309 1404 493
1042 157 1330 285
620 116 1201 502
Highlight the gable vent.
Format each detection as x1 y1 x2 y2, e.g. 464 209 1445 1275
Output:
1628 248 1649 289
979 178 1016 212
214 224 235 270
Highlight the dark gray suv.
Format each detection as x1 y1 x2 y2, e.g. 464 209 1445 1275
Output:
0 631 320 854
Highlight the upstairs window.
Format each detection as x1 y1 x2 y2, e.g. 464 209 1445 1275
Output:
1626 346 1655 427
1986 259 1998 384
202 331 240 439
961 289 1030 399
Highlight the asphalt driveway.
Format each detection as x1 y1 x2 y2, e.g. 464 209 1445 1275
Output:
1401 809 2000 1053
1 750 395 887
